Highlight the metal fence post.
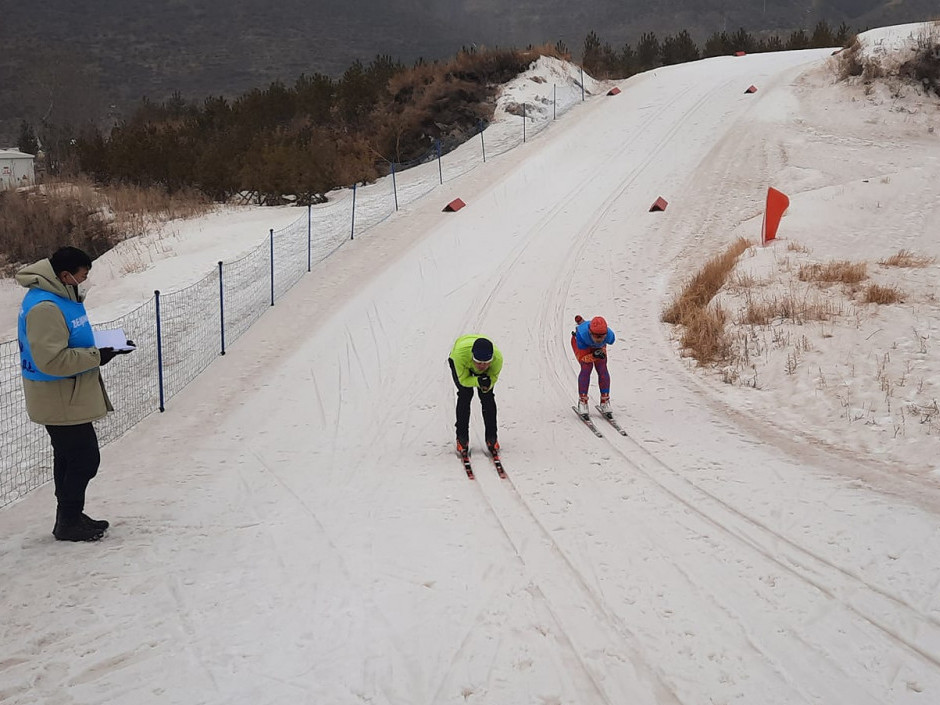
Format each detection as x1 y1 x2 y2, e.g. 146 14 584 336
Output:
351 183 357 240
581 67 585 101
479 119 486 163
218 261 226 355
307 203 312 272
269 228 275 306
554 84 557 120
155 290 165 412
523 103 526 143
436 140 443 185
391 162 399 211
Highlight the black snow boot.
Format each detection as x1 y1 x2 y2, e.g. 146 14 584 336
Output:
81 513 110 532
53 507 105 542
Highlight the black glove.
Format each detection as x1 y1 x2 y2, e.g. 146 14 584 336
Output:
478 374 492 391
116 339 136 354
98 347 117 365
593 348 607 360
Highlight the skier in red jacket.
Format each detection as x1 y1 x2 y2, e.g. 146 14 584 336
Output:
571 315 615 417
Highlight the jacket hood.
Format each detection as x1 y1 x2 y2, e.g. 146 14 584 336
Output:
15 259 81 302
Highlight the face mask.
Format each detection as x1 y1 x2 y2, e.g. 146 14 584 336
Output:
65 272 88 300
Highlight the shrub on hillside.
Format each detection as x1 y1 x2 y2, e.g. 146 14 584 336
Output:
0 177 210 272
375 46 558 164
0 187 116 273
834 39 885 82
836 24 940 94
899 33 940 97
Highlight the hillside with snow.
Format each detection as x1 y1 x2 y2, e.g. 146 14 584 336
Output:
1 23 939 705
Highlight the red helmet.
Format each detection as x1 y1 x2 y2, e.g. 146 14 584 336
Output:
589 316 608 336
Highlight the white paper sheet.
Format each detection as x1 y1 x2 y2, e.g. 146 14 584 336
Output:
93 328 136 351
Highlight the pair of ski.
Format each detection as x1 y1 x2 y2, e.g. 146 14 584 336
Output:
458 447 506 480
572 405 628 437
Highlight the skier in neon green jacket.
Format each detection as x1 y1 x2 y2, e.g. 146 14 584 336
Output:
447 335 503 456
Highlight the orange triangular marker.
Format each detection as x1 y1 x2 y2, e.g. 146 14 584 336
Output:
745 85 758 93
649 196 668 212
443 198 466 212
761 187 789 245
607 87 621 96
735 51 746 57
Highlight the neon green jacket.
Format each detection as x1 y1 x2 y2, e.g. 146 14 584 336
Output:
448 335 503 388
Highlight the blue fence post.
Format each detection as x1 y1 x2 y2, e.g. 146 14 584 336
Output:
218 261 226 355
391 162 398 211
580 67 585 101
350 183 357 240
307 203 312 272
155 290 165 412
269 228 275 306
523 103 526 143
436 140 443 185
479 119 486 163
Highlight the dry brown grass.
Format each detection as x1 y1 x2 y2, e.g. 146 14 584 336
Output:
900 24 940 97
863 283 904 304
663 237 750 363
738 291 842 325
726 271 765 292
0 186 114 273
836 24 940 94
878 249 935 268
663 237 750 324
797 260 867 284
0 177 212 273
835 39 865 79
678 304 731 364
104 183 211 238
833 39 886 82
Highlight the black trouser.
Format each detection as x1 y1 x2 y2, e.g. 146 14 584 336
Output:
448 358 498 443
45 423 100 520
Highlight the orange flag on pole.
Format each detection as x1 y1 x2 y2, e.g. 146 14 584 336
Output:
761 187 789 245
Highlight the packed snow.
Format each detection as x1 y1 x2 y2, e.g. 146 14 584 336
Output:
2 22 940 705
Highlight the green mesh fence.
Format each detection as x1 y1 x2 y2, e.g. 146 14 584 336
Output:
0 82 589 507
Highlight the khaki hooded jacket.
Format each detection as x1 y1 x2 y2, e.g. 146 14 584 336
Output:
16 259 112 425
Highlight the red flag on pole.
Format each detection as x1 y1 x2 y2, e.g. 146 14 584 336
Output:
761 187 789 245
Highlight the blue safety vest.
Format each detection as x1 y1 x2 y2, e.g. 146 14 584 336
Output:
18 289 95 381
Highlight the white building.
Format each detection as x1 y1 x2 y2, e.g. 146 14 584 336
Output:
0 149 36 188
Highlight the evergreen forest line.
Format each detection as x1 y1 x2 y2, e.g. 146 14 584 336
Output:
16 22 852 206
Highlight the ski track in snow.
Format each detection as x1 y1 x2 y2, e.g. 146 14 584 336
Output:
3 34 940 705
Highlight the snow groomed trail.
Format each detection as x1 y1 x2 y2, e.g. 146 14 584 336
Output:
3 47 940 705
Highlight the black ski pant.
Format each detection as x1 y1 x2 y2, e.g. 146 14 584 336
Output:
45 423 101 520
448 358 498 443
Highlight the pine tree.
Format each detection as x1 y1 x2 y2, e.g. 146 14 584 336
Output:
703 32 731 58
662 30 699 66
582 30 603 76
787 29 810 50
834 22 852 46
637 32 661 72
730 27 756 54
811 21 835 48
17 121 39 155
619 43 638 77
